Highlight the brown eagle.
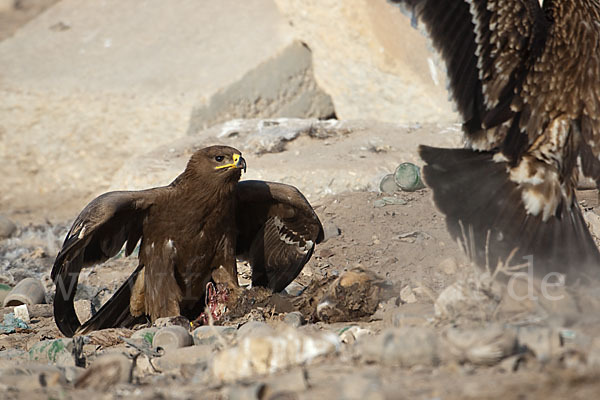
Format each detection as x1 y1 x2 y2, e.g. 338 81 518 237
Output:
390 0 600 279
52 145 323 337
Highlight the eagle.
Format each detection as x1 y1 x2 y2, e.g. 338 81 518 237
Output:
52 145 324 337
390 0 600 279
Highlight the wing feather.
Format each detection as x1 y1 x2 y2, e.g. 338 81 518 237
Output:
390 0 549 152
236 180 323 292
52 190 157 337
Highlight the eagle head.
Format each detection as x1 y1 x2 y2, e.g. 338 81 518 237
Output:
185 145 246 184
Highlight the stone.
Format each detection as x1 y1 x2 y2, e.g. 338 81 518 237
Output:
339 326 372 345
321 222 341 242
73 299 92 323
434 278 501 319
399 285 417 304
274 0 458 123
192 325 237 346
0 216 16 239
153 316 190 328
441 325 518 366
283 311 305 328
585 210 600 240
186 41 334 133
213 328 339 381
358 327 440 368
283 281 306 297
75 353 131 390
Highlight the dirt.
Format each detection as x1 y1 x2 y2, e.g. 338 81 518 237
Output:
2 186 600 398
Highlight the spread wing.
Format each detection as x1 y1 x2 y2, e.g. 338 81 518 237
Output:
235 180 324 292
52 189 157 337
391 0 549 154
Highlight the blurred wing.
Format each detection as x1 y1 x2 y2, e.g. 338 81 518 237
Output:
236 180 324 292
389 0 549 152
52 189 157 336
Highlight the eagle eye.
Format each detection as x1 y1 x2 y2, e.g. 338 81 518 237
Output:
215 155 224 162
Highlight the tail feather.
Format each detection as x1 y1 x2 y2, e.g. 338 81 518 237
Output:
420 145 600 280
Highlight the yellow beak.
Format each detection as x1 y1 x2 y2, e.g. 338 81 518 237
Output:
215 153 247 173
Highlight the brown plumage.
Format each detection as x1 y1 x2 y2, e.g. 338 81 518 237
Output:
52 145 323 337
390 0 600 279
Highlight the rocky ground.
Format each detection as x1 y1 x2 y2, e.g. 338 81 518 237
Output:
3 1 600 399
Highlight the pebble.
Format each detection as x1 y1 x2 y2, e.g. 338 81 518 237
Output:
283 311 305 328
283 281 306 297
74 299 93 323
213 327 340 381
322 222 341 242
153 315 190 328
152 326 193 351
339 326 371 345
442 325 518 365
399 285 417 304
0 215 16 240
75 353 132 390
192 325 236 346
358 327 440 367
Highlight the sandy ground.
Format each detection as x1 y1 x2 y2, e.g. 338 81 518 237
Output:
2 185 600 399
